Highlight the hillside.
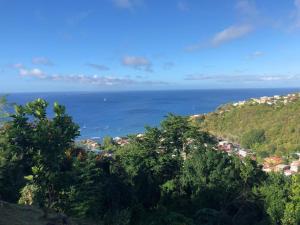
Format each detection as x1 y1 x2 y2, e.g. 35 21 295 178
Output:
196 93 300 159
0 201 95 225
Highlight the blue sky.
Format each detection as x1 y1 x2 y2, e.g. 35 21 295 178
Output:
1 0 300 92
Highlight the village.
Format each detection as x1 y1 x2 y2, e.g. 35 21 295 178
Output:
78 133 300 177
232 92 300 107
216 139 300 176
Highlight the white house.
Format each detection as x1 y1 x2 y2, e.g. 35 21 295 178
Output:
238 149 248 158
290 161 300 172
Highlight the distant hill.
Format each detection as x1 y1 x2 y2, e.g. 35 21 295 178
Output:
0 201 95 225
196 93 300 160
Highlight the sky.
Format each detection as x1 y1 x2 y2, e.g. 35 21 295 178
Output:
1 0 300 92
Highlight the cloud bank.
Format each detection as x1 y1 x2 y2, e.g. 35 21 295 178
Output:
15 65 165 87
184 73 300 83
211 24 253 46
122 55 152 72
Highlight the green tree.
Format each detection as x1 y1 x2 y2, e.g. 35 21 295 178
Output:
0 102 35 202
180 147 265 225
282 175 300 225
0 98 79 212
0 96 9 124
102 136 114 150
241 129 266 149
66 155 133 224
258 173 290 225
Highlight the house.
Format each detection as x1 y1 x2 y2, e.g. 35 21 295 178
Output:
264 156 283 167
80 139 101 150
290 160 300 172
274 164 290 172
260 96 269 104
274 95 281 100
190 114 201 119
218 140 229 146
113 136 130 146
284 170 296 176
218 141 233 152
262 166 272 173
78 139 103 155
136 133 144 138
238 149 248 158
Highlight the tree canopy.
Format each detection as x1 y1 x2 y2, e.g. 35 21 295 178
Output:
0 99 300 225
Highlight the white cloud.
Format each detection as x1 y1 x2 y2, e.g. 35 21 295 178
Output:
257 75 298 81
122 55 152 72
32 57 53 66
184 73 300 82
15 65 166 86
185 0 257 51
211 24 253 46
186 24 254 51
19 68 46 78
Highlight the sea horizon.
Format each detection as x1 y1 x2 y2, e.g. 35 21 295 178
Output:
5 88 300 141
2 86 300 95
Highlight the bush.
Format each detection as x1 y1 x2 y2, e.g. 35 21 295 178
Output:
241 129 266 149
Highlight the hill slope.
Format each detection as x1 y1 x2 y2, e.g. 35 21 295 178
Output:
197 93 300 159
0 201 95 225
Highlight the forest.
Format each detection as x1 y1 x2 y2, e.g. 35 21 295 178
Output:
0 98 300 225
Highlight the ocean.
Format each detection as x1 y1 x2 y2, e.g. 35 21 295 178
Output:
5 88 300 140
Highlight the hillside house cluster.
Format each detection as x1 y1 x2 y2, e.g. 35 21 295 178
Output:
262 156 300 176
113 136 130 146
218 140 300 176
217 140 253 159
232 93 300 107
78 139 101 152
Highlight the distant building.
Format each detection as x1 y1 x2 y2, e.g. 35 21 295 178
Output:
260 96 269 104
238 149 248 158
274 95 281 99
274 164 290 172
284 170 296 176
78 139 102 154
218 141 233 152
113 136 130 146
262 166 272 173
290 160 300 172
190 114 201 119
136 133 144 138
264 156 283 167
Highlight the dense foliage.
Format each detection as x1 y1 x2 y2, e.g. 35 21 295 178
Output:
198 99 300 159
0 99 300 225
